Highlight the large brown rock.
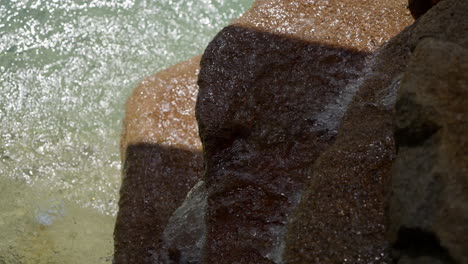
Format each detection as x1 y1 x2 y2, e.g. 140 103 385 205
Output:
235 0 413 52
282 21 415 264
114 57 203 263
284 1 468 263
389 37 468 264
196 0 412 263
197 26 368 264
115 0 467 263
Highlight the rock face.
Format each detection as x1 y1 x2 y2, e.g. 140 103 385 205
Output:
284 1 468 263
197 26 369 264
196 0 412 263
115 0 468 263
115 57 203 263
235 0 413 52
389 38 468 264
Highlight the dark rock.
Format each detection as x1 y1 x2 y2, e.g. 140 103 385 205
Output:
196 24 369 263
196 0 412 263
389 37 468 264
408 0 443 19
114 144 203 263
160 181 207 264
283 24 414 264
115 57 203 264
285 0 468 263
114 0 468 263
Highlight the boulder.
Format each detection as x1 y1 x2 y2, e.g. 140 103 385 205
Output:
114 0 468 263
114 57 203 263
285 1 468 263
197 25 368 264
196 0 412 263
389 37 468 264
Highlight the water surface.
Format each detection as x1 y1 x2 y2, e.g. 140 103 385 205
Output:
0 0 252 262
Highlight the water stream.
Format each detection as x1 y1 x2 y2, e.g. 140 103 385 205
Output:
0 0 252 262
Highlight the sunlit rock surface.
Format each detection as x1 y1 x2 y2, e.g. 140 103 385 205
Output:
235 0 413 52
196 0 412 263
115 0 467 263
390 36 468 264
285 1 468 263
120 56 202 157
115 57 204 263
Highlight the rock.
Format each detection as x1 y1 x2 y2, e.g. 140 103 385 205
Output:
235 0 413 52
408 0 443 19
160 181 207 264
114 57 203 264
282 20 414 264
114 0 468 263
284 1 468 263
120 56 202 157
389 38 468 264
198 25 368 264
398 255 448 264
196 1 412 263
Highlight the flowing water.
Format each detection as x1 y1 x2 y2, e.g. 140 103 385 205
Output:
0 0 252 262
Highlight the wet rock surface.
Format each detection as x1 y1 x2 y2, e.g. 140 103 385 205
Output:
282 20 414 264
115 144 203 264
114 0 468 263
196 0 411 263
115 58 203 264
284 1 468 263
197 25 368 264
389 37 468 264
235 0 413 52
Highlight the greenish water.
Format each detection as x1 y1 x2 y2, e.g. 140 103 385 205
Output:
0 0 252 262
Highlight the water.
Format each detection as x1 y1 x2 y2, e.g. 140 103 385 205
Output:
0 0 252 262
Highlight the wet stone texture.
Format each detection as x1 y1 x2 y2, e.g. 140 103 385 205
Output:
114 0 468 263
282 17 415 264
196 25 369 264
196 0 412 263
115 57 203 264
284 1 468 263
389 38 468 264
235 0 413 52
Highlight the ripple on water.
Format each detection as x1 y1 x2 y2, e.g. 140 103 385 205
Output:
0 0 253 215
1 0 253 262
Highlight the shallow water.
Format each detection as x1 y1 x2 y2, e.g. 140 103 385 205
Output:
0 0 252 262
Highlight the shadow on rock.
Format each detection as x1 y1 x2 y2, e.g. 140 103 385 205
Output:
114 143 203 264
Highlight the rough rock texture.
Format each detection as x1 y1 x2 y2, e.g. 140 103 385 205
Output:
235 0 413 52
197 26 368 264
161 181 208 263
114 57 203 264
120 56 202 158
282 22 414 264
389 38 468 264
196 1 413 263
114 0 468 263
283 1 468 263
